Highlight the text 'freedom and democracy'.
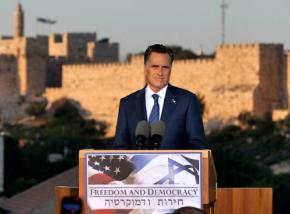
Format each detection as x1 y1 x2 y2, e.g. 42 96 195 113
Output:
89 187 199 197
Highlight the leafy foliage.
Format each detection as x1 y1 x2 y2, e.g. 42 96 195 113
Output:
4 103 290 214
207 112 290 214
25 98 48 117
5 178 38 197
168 45 197 60
3 99 111 197
238 111 258 127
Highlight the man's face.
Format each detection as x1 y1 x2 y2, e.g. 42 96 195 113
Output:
144 52 172 93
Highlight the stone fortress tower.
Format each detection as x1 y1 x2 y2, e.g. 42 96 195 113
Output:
0 2 48 121
13 2 24 38
0 3 119 123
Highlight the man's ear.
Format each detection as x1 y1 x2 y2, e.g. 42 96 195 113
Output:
143 65 148 84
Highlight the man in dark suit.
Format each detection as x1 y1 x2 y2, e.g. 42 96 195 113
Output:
114 44 205 149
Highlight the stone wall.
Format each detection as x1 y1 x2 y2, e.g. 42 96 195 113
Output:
273 50 290 120
46 57 64 87
25 53 47 95
48 34 68 57
0 55 21 122
46 43 285 135
49 33 96 61
67 33 96 61
0 36 48 96
286 51 290 108
0 37 20 55
46 59 144 135
88 41 119 63
17 37 48 95
0 3 122 124
253 45 283 116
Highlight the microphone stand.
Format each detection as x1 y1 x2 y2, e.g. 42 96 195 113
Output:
136 135 146 150
150 134 162 150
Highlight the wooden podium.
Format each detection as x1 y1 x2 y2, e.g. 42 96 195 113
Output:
79 149 217 213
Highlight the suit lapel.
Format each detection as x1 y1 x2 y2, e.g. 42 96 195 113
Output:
135 88 147 121
161 85 177 124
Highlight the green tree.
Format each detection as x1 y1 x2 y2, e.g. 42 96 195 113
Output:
25 99 48 117
168 45 197 60
237 111 258 127
3 98 110 196
6 178 38 197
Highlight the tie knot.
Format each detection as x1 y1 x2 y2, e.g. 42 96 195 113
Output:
152 94 159 102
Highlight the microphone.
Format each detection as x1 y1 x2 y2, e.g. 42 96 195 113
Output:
135 121 150 150
150 120 165 149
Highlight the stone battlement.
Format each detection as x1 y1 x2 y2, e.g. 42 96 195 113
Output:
63 61 125 70
218 43 259 49
174 58 215 65
44 43 288 135
56 54 217 74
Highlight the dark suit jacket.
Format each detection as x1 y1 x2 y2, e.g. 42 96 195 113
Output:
113 84 206 149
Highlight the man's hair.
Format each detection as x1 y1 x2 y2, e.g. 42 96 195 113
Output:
171 206 207 214
144 44 174 65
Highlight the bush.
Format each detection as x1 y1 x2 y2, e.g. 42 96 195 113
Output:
5 178 38 197
238 111 258 127
53 100 82 120
25 99 48 117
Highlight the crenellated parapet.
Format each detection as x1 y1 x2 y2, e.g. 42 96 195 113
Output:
215 43 260 60
129 55 143 63
44 43 289 135
218 43 259 49
174 58 215 65
63 61 126 70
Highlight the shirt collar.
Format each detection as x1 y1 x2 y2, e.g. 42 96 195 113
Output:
145 85 168 100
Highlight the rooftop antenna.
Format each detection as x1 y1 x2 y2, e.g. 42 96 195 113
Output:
220 0 228 44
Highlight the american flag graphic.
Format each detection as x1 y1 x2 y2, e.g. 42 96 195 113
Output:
88 155 136 184
87 154 200 185
87 155 139 214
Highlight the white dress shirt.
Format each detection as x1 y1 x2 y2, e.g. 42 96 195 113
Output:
145 85 168 120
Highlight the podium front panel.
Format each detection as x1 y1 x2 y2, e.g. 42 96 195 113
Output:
79 150 205 213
